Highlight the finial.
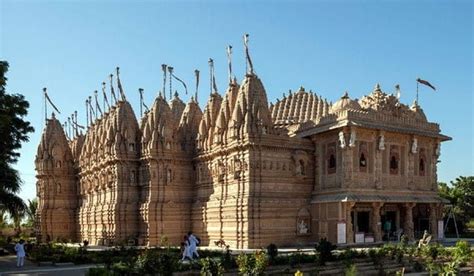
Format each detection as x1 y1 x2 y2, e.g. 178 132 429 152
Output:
374 83 381 91
299 86 305 92
174 90 179 98
51 112 55 118
116 66 126 101
243 33 254 75
342 91 349 98
395 84 401 100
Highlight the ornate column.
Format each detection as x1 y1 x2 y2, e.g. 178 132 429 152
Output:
429 203 438 239
346 201 356 243
404 203 415 241
372 202 383 242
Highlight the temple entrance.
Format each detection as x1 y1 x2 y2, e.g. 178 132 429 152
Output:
356 211 370 233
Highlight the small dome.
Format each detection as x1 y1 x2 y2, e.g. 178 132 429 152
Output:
330 92 361 113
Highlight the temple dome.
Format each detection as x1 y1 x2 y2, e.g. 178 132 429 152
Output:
330 92 361 113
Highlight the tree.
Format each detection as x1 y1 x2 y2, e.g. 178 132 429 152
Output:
24 198 38 227
439 176 474 233
0 61 34 219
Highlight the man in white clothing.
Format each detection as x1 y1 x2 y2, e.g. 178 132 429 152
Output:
187 231 200 259
14 239 26 267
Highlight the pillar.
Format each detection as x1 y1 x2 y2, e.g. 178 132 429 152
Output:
346 201 355 243
372 202 383 242
404 203 415 241
429 203 438 239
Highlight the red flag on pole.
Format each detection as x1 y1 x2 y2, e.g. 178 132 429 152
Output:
417 78 436 91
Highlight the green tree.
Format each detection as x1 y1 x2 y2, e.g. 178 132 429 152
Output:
24 198 38 227
0 61 34 219
439 176 474 233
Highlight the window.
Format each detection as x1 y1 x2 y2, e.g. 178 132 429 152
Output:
129 143 135 151
419 148 426 176
389 146 400 175
359 142 368 172
419 158 425 176
327 143 337 174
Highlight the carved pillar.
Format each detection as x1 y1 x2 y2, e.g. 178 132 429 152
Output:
404 203 415 241
372 202 383 242
429 203 438 239
346 201 355 243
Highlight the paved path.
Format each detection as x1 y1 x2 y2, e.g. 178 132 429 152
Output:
0 255 98 276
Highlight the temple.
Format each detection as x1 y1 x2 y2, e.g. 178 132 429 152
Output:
35 41 450 248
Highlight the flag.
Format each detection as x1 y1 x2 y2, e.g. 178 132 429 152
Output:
171 72 188 95
116 67 126 100
417 78 436 91
44 90 61 114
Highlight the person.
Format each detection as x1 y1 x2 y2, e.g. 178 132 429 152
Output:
181 235 192 261
14 239 25 267
384 219 392 240
187 231 200 259
418 230 432 248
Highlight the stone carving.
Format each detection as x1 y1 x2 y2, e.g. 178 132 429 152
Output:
298 220 308 234
339 131 346 149
378 134 385 151
411 138 418 154
349 129 356 148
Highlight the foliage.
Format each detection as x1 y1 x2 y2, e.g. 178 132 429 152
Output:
24 199 38 227
439 176 474 233
314 238 336 265
200 257 224 276
452 240 472 266
236 251 268 276
0 61 34 219
344 263 357 276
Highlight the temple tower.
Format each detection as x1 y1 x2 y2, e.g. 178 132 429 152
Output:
35 114 77 241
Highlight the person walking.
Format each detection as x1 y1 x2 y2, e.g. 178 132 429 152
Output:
14 239 26 267
188 231 200 259
181 235 192 261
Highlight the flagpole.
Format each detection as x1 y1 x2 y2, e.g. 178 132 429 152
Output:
416 81 419 104
43 88 47 124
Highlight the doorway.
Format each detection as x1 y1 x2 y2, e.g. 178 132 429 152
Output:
356 211 370 233
381 211 397 241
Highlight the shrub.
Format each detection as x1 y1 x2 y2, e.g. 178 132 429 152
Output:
266 243 278 263
344 263 357 276
86 267 111 276
453 240 472 266
315 238 336 265
200 257 224 276
236 251 268 276
135 249 179 276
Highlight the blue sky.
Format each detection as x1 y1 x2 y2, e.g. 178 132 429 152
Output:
1 0 472 201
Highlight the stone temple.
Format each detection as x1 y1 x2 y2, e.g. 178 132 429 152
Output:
35 45 450 249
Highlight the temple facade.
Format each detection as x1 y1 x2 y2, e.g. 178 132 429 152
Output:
35 53 450 248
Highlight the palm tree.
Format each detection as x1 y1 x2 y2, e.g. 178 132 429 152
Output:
0 162 26 219
24 198 38 227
